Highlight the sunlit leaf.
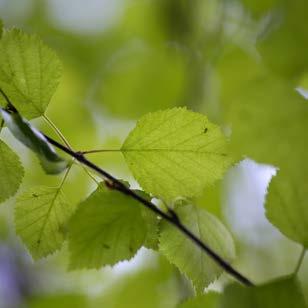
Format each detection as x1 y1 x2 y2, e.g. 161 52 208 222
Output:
122 107 233 200
68 184 148 269
0 109 67 174
0 29 62 119
0 139 24 203
15 186 74 259
159 203 235 293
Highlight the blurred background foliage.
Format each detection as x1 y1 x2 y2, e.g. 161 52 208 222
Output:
0 0 308 307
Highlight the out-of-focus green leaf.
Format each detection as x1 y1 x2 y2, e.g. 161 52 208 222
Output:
216 47 308 244
257 0 308 79
178 292 219 308
159 203 235 293
122 108 233 201
241 0 279 16
0 109 67 174
15 186 74 259
218 47 308 170
194 182 223 218
28 294 89 308
68 184 148 269
0 29 62 119
0 139 24 204
98 45 186 118
266 170 308 247
0 20 3 38
220 276 307 308
95 256 180 308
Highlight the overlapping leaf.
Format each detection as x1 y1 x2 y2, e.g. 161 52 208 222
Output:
122 108 233 200
68 184 154 269
0 29 62 119
15 186 74 259
0 140 24 204
159 203 235 293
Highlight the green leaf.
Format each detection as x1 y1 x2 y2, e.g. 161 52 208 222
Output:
0 109 67 174
68 184 148 269
96 256 180 308
0 139 24 203
15 186 74 259
97 45 186 118
0 29 62 119
216 47 308 244
178 292 219 308
257 1 308 79
159 203 235 293
220 276 307 308
135 190 159 250
240 0 279 16
121 107 233 200
218 47 308 169
266 170 308 247
28 294 89 308
141 207 159 250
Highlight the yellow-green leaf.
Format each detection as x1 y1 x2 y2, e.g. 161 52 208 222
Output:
0 139 24 203
15 186 74 259
0 29 62 119
68 184 148 269
159 203 235 293
122 108 233 200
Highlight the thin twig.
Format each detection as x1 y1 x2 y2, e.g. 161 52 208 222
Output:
58 160 74 189
43 116 99 185
44 134 254 287
43 115 72 149
294 247 306 275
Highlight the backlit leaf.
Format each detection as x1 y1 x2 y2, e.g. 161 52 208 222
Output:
68 184 148 269
122 108 233 200
0 29 62 119
15 186 74 259
159 203 235 293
